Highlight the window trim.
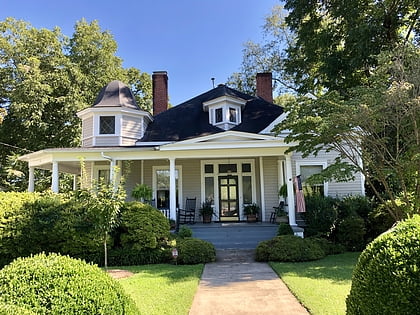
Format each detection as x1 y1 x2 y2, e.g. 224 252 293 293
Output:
296 161 328 196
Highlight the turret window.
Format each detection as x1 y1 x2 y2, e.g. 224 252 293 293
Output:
99 116 115 134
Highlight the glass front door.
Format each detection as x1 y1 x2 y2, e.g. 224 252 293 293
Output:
219 176 239 221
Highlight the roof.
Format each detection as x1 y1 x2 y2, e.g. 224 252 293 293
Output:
141 84 283 142
92 80 140 110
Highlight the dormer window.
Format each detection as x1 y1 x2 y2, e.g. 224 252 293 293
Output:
99 116 115 134
203 96 246 131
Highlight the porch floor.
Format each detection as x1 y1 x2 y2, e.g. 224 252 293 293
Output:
188 222 278 249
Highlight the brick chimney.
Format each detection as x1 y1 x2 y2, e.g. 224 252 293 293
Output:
256 72 273 103
152 71 168 116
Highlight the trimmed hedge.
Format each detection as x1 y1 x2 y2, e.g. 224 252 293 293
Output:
277 222 294 235
176 238 216 264
0 253 138 314
346 215 420 314
255 235 325 262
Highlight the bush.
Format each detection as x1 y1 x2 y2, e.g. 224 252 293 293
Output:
0 253 137 314
0 302 35 315
119 202 170 250
177 225 193 238
107 247 171 266
176 238 216 264
255 235 325 262
303 195 338 237
277 222 294 235
335 215 366 251
309 237 345 255
346 215 420 314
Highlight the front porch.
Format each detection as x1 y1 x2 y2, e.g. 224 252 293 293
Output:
188 222 304 249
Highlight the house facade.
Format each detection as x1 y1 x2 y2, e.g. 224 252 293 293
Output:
19 72 365 226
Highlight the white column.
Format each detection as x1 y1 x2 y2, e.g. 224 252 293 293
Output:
285 154 296 226
169 158 177 221
51 161 59 193
73 174 77 191
141 160 144 185
28 166 35 192
259 156 266 222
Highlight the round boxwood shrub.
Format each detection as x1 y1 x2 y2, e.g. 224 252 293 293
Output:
176 238 216 264
119 202 170 250
255 235 325 262
0 253 138 314
346 215 420 314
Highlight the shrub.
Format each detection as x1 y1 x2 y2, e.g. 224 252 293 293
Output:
107 247 171 266
176 238 216 264
0 302 35 315
335 215 366 251
0 253 137 314
119 202 170 250
303 195 338 237
255 235 325 262
346 215 420 314
277 222 294 235
309 237 345 255
177 225 193 238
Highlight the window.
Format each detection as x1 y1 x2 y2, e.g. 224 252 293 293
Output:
219 164 237 173
153 167 182 209
215 108 223 123
229 107 237 123
99 116 115 134
98 169 110 183
299 164 326 196
204 164 214 173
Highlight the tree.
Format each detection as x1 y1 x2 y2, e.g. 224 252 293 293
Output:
275 45 420 220
0 18 152 191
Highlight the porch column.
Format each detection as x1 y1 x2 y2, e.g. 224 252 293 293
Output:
28 166 35 192
51 161 59 193
73 174 77 191
109 159 116 183
285 154 296 226
169 158 177 220
259 157 266 222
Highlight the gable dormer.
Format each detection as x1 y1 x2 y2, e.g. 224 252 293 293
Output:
77 80 152 147
203 94 247 131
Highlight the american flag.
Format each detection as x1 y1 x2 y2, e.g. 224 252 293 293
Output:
294 175 306 213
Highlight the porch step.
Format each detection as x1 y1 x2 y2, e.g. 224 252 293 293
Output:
189 223 278 250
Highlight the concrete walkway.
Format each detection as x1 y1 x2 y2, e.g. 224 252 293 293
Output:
189 250 309 315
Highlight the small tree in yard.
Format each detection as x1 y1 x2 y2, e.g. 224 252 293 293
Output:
77 165 126 269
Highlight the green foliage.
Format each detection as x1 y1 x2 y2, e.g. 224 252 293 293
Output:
176 238 216 264
346 215 420 314
308 237 345 256
243 203 260 215
303 194 338 237
0 18 151 191
107 248 170 266
131 183 152 202
119 202 170 250
277 222 294 235
177 225 193 238
0 253 138 314
335 215 366 251
199 201 214 216
0 302 35 315
255 235 325 262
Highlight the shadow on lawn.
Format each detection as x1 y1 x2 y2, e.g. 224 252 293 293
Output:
118 263 204 283
270 252 360 283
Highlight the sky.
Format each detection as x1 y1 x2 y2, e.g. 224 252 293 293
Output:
1 0 279 105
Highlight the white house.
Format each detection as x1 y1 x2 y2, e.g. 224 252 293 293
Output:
19 72 365 226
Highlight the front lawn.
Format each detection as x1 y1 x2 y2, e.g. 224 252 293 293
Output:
116 264 203 315
270 252 360 315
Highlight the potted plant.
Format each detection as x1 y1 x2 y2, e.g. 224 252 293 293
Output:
131 184 152 203
243 203 260 222
199 201 214 223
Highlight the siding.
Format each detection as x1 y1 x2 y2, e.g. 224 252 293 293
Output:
122 115 143 143
82 117 93 147
82 138 93 147
262 157 279 222
95 136 119 146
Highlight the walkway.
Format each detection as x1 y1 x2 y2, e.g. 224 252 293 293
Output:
189 249 309 315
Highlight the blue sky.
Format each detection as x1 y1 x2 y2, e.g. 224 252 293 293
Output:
1 0 279 105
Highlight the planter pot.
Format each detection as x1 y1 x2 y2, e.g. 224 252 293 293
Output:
246 214 257 222
202 214 212 223
276 216 288 223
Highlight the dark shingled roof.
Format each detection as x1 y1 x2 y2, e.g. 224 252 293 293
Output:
141 84 283 142
93 80 140 110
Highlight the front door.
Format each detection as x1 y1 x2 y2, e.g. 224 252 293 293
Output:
219 176 239 221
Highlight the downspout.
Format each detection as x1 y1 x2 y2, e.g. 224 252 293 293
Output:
101 152 116 183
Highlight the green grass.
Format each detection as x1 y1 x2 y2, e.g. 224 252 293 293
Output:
116 264 203 315
270 252 360 315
